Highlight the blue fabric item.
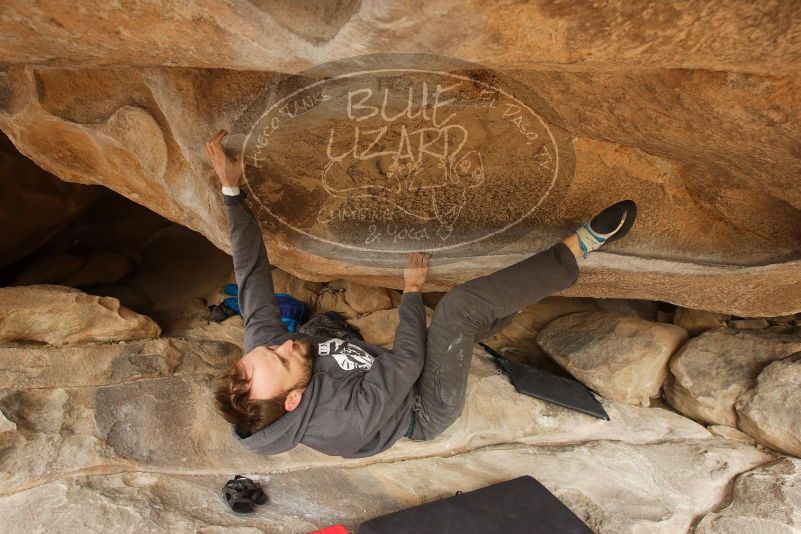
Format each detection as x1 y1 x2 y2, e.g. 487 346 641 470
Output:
274 293 307 333
221 285 306 333
223 297 241 314
224 283 239 297
578 238 589 260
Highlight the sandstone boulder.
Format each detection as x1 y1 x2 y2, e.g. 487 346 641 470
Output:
707 426 757 446
388 288 403 307
592 299 662 321
656 310 674 323
421 291 445 310
0 285 160 345
337 279 393 314
0 338 239 390
697 458 801 534
766 315 799 326
166 315 245 351
766 324 801 336
0 409 15 434
485 296 599 366
1 61 800 317
2 0 799 73
664 329 801 426
486 296 664 368
736 354 801 457
272 267 324 309
674 307 729 336
538 312 688 406
313 289 358 320
90 284 153 316
347 306 434 346
728 318 770 330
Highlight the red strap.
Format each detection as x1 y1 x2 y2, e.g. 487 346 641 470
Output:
308 525 349 534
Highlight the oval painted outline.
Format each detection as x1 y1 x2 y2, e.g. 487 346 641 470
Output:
242 68 560 253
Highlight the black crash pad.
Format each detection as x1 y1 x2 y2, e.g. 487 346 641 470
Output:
479 343 609 420
357 475 594 534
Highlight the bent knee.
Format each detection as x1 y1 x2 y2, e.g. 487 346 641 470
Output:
435 286 483 323
416 406 462 441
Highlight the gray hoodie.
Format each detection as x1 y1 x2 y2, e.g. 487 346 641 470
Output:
223 190 426 458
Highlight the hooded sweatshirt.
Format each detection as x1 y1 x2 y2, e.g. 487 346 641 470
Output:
223 189 427 458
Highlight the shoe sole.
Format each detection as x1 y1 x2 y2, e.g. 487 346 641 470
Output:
601 199 637 244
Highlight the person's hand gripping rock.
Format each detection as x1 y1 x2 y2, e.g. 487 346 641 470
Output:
403 252 430 293
205 129 242 188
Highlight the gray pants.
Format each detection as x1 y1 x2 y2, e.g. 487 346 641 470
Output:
408 242 580 440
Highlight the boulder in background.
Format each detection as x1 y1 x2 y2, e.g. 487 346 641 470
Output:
0 285 160 345
736 354 801 457
664 329 801 426
538 312 688 406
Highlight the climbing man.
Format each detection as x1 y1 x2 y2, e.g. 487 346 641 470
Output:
207 129 636 458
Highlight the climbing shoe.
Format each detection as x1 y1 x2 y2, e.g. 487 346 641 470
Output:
575 200 637 259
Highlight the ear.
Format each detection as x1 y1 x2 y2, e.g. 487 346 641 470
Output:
284 388 305 412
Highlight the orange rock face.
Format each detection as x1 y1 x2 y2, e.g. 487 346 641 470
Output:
0 285 161 345
0 2 799 316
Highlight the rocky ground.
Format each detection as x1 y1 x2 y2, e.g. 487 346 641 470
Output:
1 215 800 533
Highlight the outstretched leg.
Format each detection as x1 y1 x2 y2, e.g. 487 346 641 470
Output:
408 200 636 440
409 241 579 440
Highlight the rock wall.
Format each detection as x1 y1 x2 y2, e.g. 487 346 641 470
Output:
1 1 799 317
1 1 799 73
2 275 800 531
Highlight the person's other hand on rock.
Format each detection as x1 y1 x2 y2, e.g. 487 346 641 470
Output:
205 129 242 188
403 251 430 293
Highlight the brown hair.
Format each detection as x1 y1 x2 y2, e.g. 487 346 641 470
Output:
214 361 288 437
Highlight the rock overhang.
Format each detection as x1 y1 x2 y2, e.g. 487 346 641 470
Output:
0 4 799 316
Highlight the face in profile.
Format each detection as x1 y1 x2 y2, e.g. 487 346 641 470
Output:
238 337 314 407
214 337 315 436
